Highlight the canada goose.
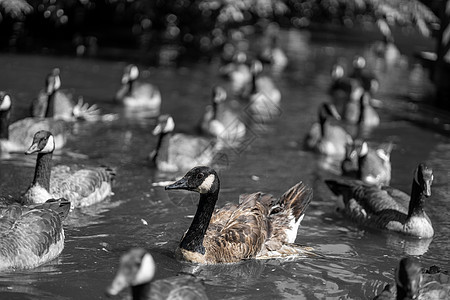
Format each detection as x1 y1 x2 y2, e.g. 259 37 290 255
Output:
200 86 246 142
151 115 218 173
258 34 288 73
341 140 392 186
325 163 434 238
243 60 282 121
350 56 379 95
115 64 162 114
22 130 116 208
165 166 319 264
219 51 252 95
0 198 70 270
373 257 450 300
31 68 99 121
305 102 352 158
106 248 208 300
357 92 380 128
0 92 68 153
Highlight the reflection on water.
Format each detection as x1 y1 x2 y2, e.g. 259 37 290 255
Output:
0 29 449 299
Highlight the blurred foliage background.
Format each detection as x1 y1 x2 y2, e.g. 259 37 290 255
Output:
0 0 442 62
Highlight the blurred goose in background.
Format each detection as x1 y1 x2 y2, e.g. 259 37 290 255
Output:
350 56 379 96
115 64 162 115
31 68 99 121
105 248 208 300
258 34 288 74
305 102 352 158
200 86 246 142
243 60 281 121
356 92 380 128
325 163 434 238
0 198 70 270
0 92 68 154
341 140 393 186
151 115 218 173
165 166 319 264
22 130 116 208
373 256 450 300
219 51 252 95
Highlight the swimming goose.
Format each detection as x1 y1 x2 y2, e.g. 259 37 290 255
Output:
200 86 246 142
341 140 392 186
165 166 318 264
373 257 450 300
243 60 282 121
151 115 218 173
115 64 162 114
350 56 379 95
0 198 70 270
0 92 68 154
219 51 252 95
31 68 99 121
22 130 116 208
325 163 434 238
106 248 208 300
304 102 352 158
356 92 380 128
258 34 288 73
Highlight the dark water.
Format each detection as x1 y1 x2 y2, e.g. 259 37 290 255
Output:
0 30 449 299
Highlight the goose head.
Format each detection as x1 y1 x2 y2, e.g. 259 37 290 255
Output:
212 86 227 104
105 248 156 297
0 93 11 112
45 68 61 94
152 114 175 136
414 163 433 197
165 166 219 194
395 257 421 299
352 55 366 70
25 130 55 155
121 64 140 84
331 64 345 80
318 102 341 124
250 60 264 76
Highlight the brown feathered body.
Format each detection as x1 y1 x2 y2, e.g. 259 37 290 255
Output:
176 182 315 264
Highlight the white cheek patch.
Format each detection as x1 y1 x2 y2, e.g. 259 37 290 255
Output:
164 116 175 133
130 66 139 80
197 174 215 194
54 75 61 90
0 94 11 111
360 142 369 156
132 253 156 285
41 135 55 153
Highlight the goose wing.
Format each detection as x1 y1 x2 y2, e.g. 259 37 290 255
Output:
203 192 270 262
0 200 69 270
50 165 115 205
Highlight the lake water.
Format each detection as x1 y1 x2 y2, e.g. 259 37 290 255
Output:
0 29 449 299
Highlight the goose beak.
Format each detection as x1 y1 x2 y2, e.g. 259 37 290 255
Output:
25 142 40 155
165 177 189 190
105 273 128 297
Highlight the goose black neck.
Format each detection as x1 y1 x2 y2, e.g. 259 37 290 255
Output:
0 110 10 139
45 91 56 118
212 101 219 120
251 72 257 94
131 282 151 300
32 152 53 191
153 131 171 163
127 80 135 94
396 283 414 300
180 186 220 254
357 152 368 178
319 114 327 137
358 96 365 124
407 179 426 218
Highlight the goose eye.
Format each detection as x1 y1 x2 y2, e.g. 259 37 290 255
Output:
197 173 204 180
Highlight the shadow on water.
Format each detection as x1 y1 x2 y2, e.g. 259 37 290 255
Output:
0 29 449 299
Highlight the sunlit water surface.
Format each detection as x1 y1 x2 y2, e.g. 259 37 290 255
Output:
0 30 449 299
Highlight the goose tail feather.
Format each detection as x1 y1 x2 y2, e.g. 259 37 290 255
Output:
277 181 313 222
